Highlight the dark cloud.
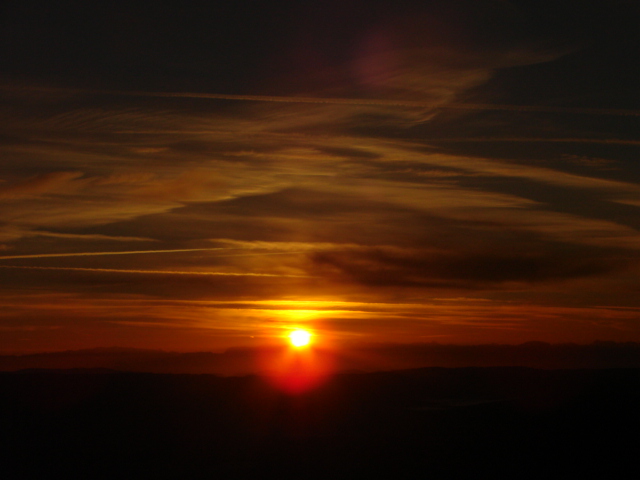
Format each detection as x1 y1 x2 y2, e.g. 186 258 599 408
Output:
311 244 629 288
0 171 83 199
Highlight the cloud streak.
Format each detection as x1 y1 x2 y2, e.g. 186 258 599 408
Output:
0 247 232 260
4 84 640 116
422 137 640 146
114 90 640 117
0 265 311 278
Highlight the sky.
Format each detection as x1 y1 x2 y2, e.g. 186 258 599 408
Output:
1 0 639 353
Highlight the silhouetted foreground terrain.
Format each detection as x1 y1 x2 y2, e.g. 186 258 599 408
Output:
1 368 638 479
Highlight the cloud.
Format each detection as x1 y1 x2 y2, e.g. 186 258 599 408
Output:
0 171 83 199
0 265 310 278
0 247 232 260
24 231 155 242
210 238 362 252
426 137 640 146
310 244 629 289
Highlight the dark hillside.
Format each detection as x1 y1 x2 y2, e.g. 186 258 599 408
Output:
1 368 638 479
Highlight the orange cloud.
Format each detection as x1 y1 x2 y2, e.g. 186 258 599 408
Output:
0 171 83 199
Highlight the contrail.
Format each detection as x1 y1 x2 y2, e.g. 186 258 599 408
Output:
0 249 313 261
0 265 311 278
5 84 640 117
0 247 232 260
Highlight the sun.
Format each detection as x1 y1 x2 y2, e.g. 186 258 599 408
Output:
288 329 312 348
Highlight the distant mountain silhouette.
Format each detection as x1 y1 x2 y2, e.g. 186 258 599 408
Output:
1 342 639 374
0 347 258 375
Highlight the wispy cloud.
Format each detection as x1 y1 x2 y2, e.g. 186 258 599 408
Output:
96 90 640 117
0 171 84 199
0 265 311 278
423 137 640 146
0 247 232 260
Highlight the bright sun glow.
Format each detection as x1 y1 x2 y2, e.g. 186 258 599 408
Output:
289 329 312 347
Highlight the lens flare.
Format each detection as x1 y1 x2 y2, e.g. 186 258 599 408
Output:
258 328 335 394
